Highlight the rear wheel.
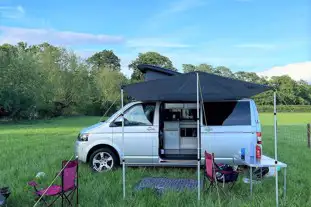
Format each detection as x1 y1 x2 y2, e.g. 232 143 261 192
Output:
89 148 118 172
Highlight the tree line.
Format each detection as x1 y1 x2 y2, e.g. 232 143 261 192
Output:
1 42 310 120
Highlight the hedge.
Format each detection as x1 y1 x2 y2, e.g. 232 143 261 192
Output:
257 105 311 113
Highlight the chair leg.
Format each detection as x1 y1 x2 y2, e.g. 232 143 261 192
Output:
63 193 74 206
47 195 62 207
206 183 212 192
65 189 77 206
35 195 49 207
206 181 216 194
61 193 64 207
203 175 215 193
42 198 49 206
217 182 227 196
69 189 76 200
228 182 236 191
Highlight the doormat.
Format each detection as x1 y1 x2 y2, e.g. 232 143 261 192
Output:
134 177 202 195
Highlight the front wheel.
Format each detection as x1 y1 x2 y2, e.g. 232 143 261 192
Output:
89 148 118 172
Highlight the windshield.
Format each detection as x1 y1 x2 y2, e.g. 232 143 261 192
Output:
101 110 120 122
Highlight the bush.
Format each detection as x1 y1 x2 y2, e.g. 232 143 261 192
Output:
258 105 311 113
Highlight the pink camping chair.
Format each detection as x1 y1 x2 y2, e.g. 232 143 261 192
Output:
203 151 239 193
28 159 79 206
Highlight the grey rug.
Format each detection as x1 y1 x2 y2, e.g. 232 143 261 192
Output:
134 177 203 195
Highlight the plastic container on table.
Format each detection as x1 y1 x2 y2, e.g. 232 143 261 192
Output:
265 166 281 177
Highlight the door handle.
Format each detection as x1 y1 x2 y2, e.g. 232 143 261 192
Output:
147 127 155 131
204 127 212 132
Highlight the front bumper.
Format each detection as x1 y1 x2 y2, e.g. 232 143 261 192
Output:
75 141 88 163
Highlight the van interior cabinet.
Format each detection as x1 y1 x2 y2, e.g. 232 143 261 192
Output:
180 121 197 150
163 121 180 151
160 103 198 159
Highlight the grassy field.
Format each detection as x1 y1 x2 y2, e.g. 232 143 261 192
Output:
260 113 311 125
0 114 310 206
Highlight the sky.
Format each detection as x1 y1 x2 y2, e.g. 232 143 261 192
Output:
0 0 311 80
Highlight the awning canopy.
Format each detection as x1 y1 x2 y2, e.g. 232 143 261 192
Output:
123 71 272 102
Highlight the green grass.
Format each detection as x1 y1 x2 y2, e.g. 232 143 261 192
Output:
0 114 311 206
260 113 311 125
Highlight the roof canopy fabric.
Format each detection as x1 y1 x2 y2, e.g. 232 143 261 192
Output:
123 71 272 102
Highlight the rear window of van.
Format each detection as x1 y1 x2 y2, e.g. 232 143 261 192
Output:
203 101 251 126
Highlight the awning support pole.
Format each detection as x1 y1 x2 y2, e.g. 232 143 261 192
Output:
121 88 125 199
196 72 201 201
274 91 279 207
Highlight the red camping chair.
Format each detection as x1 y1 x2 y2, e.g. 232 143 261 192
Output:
28 159 79 206
203 151 239 193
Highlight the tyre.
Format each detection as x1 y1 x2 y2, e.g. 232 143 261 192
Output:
89 148 118 172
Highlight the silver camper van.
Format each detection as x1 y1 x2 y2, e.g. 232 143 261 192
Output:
75 65 265 172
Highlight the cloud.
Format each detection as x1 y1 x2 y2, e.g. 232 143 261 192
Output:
16 5 25 14
234 43 277 50
0 5 25 19
257 62 311 82
147 0 206 31
0 26 124 46
126 38 191 49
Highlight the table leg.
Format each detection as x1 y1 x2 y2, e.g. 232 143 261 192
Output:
250 167 253 197
284 168 287 200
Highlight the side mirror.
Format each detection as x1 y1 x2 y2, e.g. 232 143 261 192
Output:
110 118 129 127
113 121 123 127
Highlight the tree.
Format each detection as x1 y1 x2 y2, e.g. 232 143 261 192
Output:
196 64 213 73
129 52 175 81
90 67 127 115
182 64 196 73
295 80 311 104
182 63 213 73
0 43 43 119
87 50 121 71
2 41 311 120
235 71 268 84
213 66 234 78
270 75 299 105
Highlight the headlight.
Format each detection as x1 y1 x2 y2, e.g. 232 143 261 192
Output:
78 133 89 141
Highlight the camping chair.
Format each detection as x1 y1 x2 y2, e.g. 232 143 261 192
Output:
28 159 79 206
203 151 239 194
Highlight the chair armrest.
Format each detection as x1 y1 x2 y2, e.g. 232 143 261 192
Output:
216 170 239 175
28 181 38 187
221 171 234 175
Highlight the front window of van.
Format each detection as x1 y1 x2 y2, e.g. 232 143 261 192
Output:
112 103 155 127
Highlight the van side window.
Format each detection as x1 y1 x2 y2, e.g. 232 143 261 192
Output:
203 102 251 126
113 103 156 126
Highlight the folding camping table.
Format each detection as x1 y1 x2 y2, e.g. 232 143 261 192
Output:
234 155 287 199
